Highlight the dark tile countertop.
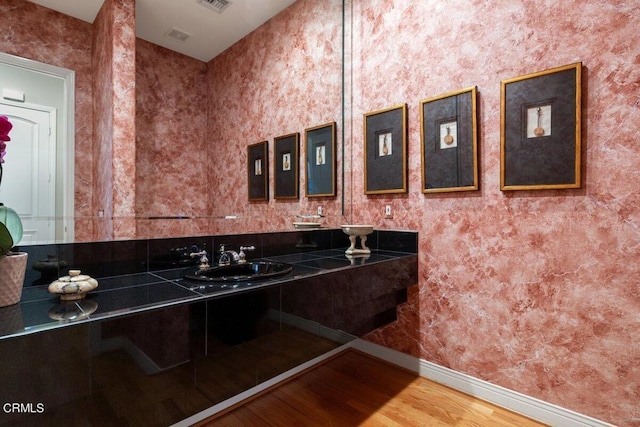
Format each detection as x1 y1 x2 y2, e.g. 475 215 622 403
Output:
0 249 416 342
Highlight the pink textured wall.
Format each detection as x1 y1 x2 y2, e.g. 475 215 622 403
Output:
110 0 137 239
348 1 640 425
3 0 639 424
0 0 94 241
92 0 115 241
135 39 209 239
93 0 137 241
206 0 343 234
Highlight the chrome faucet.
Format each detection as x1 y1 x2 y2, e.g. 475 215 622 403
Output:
218 244 256 265
218 244 239 266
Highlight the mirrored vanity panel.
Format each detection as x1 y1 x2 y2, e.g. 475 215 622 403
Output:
0 299 345 425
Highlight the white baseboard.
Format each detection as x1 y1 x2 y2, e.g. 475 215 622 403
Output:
172 327 615 427
351 339 615 427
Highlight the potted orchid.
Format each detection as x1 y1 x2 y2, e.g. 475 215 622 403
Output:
0 115 27 307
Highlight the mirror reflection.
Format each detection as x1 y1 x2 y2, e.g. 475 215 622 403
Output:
0 0 346 245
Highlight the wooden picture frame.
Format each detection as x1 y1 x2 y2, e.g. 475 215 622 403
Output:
500 62 582 190
363 104 407 194
274 132 300 199
305 122 336 197
420 86 478 193
247 141 268 201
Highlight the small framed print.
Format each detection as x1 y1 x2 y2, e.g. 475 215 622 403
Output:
248 141 268 201
363 104 407 194
378 131 393 156
420 86 478 193
305 122 336 197
501 62 582 190
274 132 299 199
526 104 552 138
282 153 292 171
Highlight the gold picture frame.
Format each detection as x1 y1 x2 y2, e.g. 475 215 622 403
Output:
500 62 582 190
305 122 336 197
363 104 408 194
247 141 268 201
274 132 300 199
420 86 478 193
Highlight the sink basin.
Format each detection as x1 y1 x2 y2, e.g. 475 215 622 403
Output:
183 261 293 282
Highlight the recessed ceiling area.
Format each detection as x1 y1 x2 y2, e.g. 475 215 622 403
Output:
27 0 298 62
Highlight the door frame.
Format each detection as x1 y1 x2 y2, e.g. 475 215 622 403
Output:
0 52 75 243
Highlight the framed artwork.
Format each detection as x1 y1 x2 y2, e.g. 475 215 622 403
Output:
305 122 336 197
247 141 268 201
363 104 407 194
274 132 300 199
501 62 582 190
420 86 478 193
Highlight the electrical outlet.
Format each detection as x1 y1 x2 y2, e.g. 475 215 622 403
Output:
317 206 323 216
385 205 392 218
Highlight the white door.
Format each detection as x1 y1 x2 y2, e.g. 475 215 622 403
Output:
0 103 56 245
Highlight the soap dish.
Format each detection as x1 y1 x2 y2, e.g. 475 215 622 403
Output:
293 222 322 229
48 270 99 301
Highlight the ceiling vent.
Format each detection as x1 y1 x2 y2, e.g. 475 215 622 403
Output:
196 0 232 13
166 27 192 42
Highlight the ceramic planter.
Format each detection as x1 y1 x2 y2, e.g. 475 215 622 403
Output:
0 252 28 307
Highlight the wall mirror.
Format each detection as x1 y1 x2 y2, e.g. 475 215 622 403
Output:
0 0 350 245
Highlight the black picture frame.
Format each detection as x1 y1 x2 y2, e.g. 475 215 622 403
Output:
363 104 407 194
501 62 582 190
305 122 336 197
247 141 268 201
420 86 478 193
274 132 299 199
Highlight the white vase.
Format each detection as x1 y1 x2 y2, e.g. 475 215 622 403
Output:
0 252 28 307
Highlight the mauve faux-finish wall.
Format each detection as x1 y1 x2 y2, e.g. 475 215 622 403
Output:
135 39 210 239
93 0 137 241
92 0 115 242
3 0 639 424
0 0 94 241
347 1 639 425
206 0 343 234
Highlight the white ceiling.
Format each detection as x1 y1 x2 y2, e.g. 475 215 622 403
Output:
27 0 298 62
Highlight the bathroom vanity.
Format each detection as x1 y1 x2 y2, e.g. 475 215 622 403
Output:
0 228 417 425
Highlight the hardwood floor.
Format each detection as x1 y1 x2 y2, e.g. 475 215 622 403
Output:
198 350 548 427
2 322 547 426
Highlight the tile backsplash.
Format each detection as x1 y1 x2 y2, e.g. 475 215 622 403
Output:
18 229 417 286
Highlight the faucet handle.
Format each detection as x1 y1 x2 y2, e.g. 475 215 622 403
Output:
189 248 209 269
238 245 255 264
